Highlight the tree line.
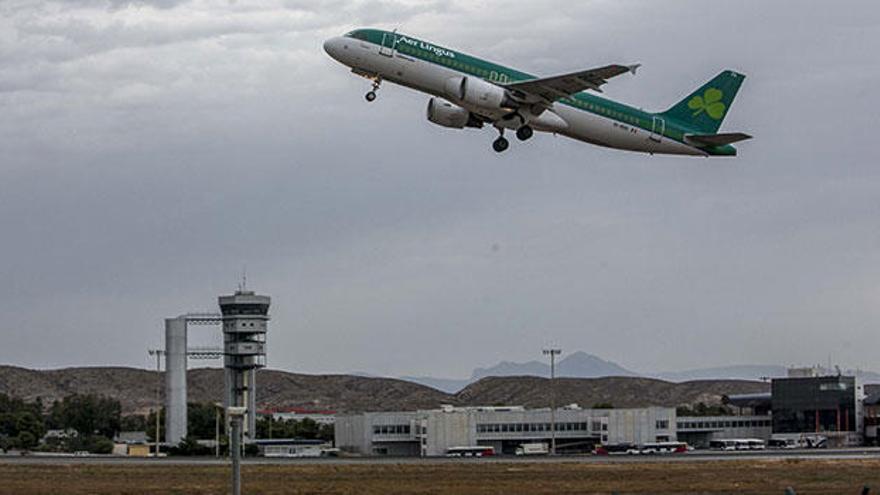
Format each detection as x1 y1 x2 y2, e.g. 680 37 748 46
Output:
0 393 121 453
1 393 335 455
162 406 334 456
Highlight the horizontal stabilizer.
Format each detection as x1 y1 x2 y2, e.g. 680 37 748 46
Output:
685 132 752 147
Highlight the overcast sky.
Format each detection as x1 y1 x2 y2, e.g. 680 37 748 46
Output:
2 0 880 378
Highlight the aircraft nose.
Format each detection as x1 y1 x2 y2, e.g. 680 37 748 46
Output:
323 37 342 60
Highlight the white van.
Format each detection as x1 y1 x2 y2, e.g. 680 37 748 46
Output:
515 443 549 456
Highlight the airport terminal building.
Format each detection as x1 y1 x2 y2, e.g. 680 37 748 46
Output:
335 370 870 456
335 405 676 456
771 374 863 446
675 415 772 448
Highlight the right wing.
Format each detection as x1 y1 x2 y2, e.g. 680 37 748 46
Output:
504 64 640 103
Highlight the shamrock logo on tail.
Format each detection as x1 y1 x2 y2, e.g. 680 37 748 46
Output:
688 88 726 120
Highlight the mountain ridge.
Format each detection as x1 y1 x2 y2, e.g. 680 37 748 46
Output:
403 354 880 392
405 352 639 392
0 365 770 415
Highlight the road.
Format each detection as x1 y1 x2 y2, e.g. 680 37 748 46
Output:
3 448 880 465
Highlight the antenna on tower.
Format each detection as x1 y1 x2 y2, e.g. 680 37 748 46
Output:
238 266 247 292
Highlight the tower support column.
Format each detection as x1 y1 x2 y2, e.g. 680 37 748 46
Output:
165 317 188 445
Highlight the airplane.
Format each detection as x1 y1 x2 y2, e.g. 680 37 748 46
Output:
323 28 751 156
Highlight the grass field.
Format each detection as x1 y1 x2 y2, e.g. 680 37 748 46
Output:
0 459 878 494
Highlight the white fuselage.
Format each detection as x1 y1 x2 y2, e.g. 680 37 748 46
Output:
324 36 705 156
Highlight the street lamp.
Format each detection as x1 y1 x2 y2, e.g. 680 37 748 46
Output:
543 348 562 455
147 349 165 457
227 406 247 495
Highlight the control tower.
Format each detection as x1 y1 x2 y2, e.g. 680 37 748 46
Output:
219 289 270 442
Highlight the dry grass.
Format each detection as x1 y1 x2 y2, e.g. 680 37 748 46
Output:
0 459 877 494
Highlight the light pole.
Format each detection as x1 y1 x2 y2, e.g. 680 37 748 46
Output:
148 349 164 457
543 348 562 455
214 403 223 458
228 406 246 495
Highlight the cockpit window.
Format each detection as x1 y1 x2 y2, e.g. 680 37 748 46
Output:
345 30 369 41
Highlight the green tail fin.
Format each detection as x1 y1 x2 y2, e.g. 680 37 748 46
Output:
661 70 745 134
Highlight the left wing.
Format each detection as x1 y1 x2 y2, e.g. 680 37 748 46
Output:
504 64 640 103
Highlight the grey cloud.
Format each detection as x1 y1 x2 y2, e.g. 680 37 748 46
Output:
107 0 190 9
53 0 191 10
2 0 880 377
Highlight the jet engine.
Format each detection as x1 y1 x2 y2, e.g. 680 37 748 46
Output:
426 97 483 129
444 76 514 110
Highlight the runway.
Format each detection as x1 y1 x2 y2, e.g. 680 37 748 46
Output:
3 448 880 466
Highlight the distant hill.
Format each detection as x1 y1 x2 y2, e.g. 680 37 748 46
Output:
0 366 450 415
456 376 769 410
655 365 880 384
655 365 788 382
0 366 160 414
400 376 470 394
0 365 769 415
464 353 880 385
471 360 549 381
471 352 638 381
557 352 639 378
407 352 639 393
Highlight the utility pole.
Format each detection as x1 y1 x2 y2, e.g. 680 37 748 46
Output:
543 348 562 455
148 349 164 457
214 403 222 458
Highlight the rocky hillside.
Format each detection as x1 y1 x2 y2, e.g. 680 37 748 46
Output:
0 366 450 415
455 376 769 409
189 368 452 414
0 365 769 415
0 366 160 414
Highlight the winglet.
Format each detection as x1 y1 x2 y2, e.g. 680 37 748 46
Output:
628 64 641 75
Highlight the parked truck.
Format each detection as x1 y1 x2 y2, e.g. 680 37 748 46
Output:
515 443 549 456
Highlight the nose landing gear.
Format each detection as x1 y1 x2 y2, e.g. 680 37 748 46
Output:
365 77 382 102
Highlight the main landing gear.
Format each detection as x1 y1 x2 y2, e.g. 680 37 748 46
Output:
516 125 534 141
492 125 533 153
365 77 381 102
492 135 509 153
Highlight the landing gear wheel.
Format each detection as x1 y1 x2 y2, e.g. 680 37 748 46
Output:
365 77 381 102
492 136 510 153
516 125 534 141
